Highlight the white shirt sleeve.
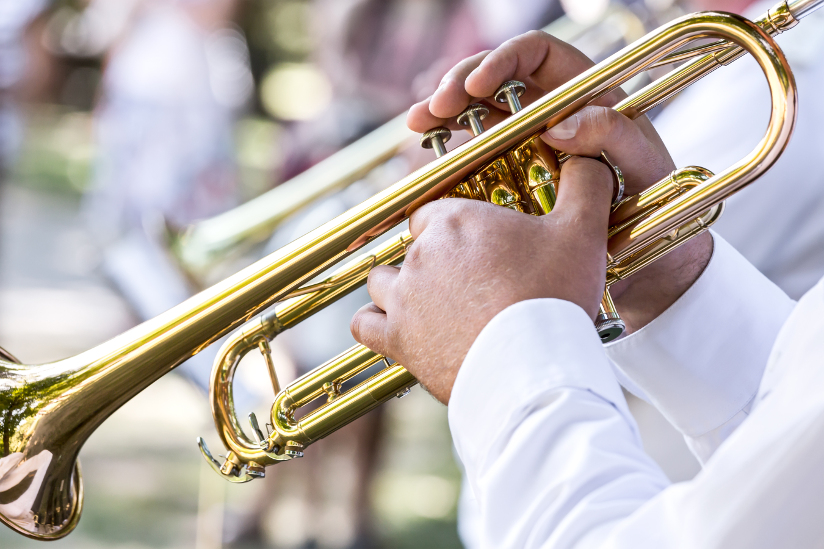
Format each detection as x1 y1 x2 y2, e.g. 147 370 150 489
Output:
605 232 795 462
449 299 671 549
448 291 822 548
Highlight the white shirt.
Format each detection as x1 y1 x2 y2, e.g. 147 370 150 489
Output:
652 3 824 298
449 232 824 548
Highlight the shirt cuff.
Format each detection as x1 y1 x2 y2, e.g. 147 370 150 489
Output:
448 298 630 475
605 231 795 444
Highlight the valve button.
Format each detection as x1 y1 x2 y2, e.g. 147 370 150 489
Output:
494 80 526 114
457 103 490 136
420 127 452 158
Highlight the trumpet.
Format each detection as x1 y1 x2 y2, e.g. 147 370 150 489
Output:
198 0 809 484
0 0 814 541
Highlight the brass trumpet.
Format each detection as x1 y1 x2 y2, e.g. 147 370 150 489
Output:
0 0 814 540
198 1 808 484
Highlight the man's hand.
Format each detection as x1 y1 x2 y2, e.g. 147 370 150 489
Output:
408 30 713 333
351 158 614 403
351 30 714 403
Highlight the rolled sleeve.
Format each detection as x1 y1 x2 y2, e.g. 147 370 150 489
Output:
606 232 795 460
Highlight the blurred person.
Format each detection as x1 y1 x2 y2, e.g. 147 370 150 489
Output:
467 0 562 46
351 28 824 548
653 0 824 298
0 0 48 171
279 0 487 179
84 0 256 396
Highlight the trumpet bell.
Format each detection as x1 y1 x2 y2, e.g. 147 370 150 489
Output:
0 358 83 540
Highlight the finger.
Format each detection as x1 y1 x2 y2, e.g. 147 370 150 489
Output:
542 106 675 194
408 96 510 135
412 55 468 102
366 265 399 312
551 156 614 237
350 303 391 357
429 51 491 119
409 30 596 134
546 157 612 318
409 200 442 240
465 31 598 103
407 52 491 134
407 97 448 134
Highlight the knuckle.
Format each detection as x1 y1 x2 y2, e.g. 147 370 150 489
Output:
404 236 433 268
403 240 421 266
501 30 541 57
430 198 466 231
365 268 379 291
583 105 623 141
349 313 364 342
521 29 549 44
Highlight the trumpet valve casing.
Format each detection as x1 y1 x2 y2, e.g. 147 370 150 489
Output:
446 134 562 216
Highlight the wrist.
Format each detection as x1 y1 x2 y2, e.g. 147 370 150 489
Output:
610 231 713 334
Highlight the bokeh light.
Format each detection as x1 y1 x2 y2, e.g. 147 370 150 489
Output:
259 63 332 121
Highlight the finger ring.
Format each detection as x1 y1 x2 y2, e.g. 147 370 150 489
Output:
599 151 625 206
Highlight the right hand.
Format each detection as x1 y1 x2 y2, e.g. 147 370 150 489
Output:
407 30 713 334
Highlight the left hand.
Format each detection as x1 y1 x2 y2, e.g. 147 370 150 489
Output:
350 157 613 403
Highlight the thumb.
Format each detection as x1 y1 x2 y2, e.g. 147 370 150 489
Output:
541 105 674 193
350 303 392 358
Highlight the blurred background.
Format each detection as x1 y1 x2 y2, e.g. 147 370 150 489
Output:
6 0 819 547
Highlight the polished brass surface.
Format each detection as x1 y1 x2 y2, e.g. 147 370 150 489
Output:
0 0 815 540
200 2 809 487
200 233 412 480
595 289 625 343
171 0 794 285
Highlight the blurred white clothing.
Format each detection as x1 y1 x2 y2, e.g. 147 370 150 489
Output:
86 3 252 396
87 4 245 237
653 2 824 298
0 0 46 89
0 0 47 164
449 231 824 547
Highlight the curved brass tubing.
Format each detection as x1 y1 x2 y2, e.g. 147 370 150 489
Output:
199 232 412 480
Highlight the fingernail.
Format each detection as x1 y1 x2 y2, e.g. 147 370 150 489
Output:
547 115 579 140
